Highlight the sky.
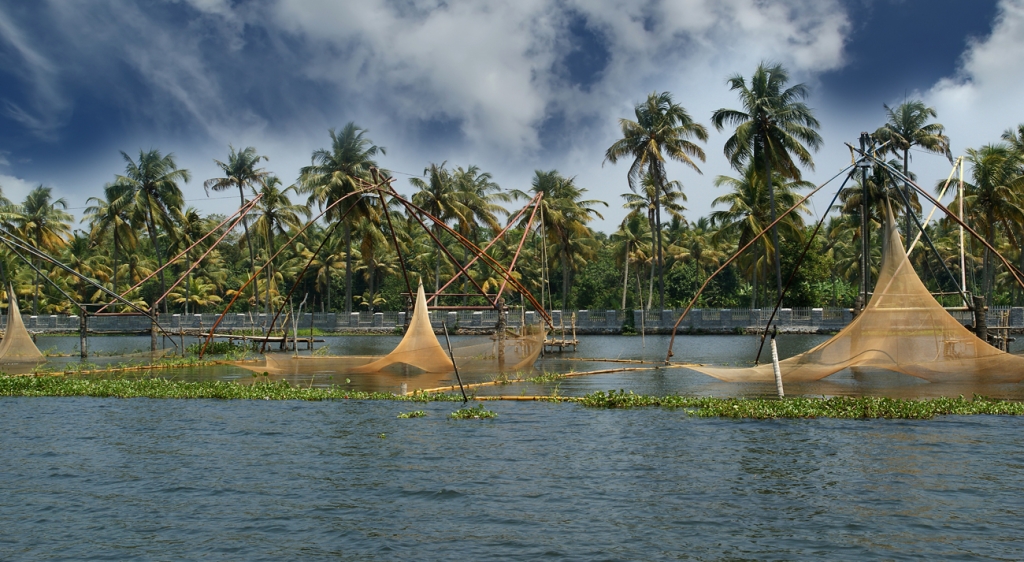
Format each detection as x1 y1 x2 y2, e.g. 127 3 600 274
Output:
0 0 1021 234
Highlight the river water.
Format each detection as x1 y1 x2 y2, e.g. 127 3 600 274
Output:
3 335 1024 559
2 397 1023 560
30 333 1024 400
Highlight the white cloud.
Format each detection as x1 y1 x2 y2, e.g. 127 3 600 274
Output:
925 0 1024 155
0 5 70 138
0 174 38 205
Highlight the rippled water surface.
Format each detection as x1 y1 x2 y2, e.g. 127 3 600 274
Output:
6 335 1024 559
2 398 1024 560
28 333 1024 399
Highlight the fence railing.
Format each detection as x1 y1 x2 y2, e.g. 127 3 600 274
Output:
11 306 1023 334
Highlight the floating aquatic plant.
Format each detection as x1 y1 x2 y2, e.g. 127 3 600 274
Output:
449 404 497 420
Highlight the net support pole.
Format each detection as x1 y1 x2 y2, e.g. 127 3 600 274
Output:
79 310 87 359
973 295 988 343
150 311 158 352
770 328 784 398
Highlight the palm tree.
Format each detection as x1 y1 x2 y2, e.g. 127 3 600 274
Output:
962 144 1024 303
711 61 822 305
610 212 651 309
18 185 72 313
84 183 138 297
1003 123 1024 155
451 165 509 301
168 207 212 315
410 162 467 293
669 216 725 298
250 177 310 315
515 170 606 308
298 123 385 313
110 149 189 314
203 146 268 303
710 163 809 308
872 100 951 245
605 91 707 311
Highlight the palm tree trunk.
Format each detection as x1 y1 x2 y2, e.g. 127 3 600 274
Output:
561 251 570 309
185 254 191 316
621 248 629 310
112 232 119 300
655 199 664 312
344 223 352 314
239 184 258 309
985 217 995 304
766 152 782 307
267 232 277 319
33 260 39 315
903 149 912 250
144 207 170 315
647 260 654 311
751 251 758 309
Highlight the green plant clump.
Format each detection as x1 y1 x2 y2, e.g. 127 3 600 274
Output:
397 410 426 418
449 403 497 420
576 390 1024 419
0 376 466 402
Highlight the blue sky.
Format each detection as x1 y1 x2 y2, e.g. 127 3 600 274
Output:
0 0 1022 233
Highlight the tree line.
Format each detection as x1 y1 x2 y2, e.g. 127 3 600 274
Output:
3 61 1023 317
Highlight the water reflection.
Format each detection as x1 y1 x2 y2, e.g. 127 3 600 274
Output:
18 333 1024 399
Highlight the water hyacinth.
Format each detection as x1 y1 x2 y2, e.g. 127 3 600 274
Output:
3 376 1024 419
576 390 1024 419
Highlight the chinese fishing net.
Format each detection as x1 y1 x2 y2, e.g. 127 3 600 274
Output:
693 204 1024 383
0 289 44 363
252 282 546 376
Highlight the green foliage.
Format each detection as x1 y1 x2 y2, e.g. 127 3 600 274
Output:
397 410 426 418
577 390 1024 419
0 376 468 401
449 403 498 419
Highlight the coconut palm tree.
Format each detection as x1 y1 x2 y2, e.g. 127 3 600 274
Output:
110 149 189 314
669 216 725 297
298 123 385 313
250 176 311 315
514 170 606 308
710 163 809 307
203 146 268 302
962 144 1024 303
610 212 651 309
605 91 707 311
873 100 951 245
84 183 138 297
18 185 72 313
410 162 467 294
711 61 822 305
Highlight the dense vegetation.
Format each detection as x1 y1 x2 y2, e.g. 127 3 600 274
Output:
3 376 1022 419
2 62 1022 317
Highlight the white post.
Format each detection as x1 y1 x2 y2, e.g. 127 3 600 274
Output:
771 333 784 398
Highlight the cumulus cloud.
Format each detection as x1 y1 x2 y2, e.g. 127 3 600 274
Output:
925 0 1024 153
0 0 856 227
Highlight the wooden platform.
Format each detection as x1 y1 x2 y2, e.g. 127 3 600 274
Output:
544 338 578 352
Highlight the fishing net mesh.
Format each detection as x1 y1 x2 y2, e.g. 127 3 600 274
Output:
0 291 44 362
258 282 546 376
694 205 1024 383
